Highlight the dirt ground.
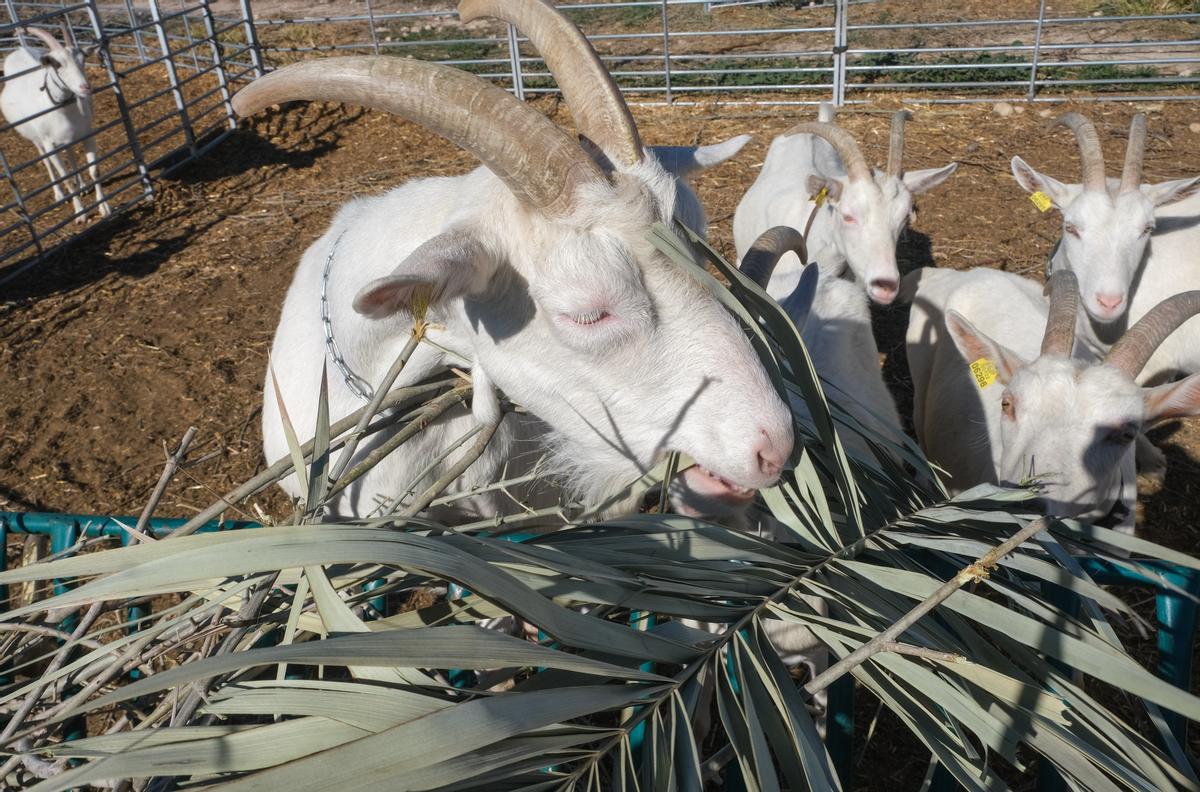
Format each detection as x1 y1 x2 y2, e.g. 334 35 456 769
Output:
2 89 1200 786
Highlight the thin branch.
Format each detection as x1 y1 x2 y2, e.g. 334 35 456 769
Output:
130 426 198 544
804 516 1051 696
397 422 500 518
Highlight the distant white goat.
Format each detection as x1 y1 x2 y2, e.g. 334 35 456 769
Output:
240 1 793 521
1011 114 1200 372
1 25 110 222
734 106 957 306
738 225 905 461
906 267 1200 533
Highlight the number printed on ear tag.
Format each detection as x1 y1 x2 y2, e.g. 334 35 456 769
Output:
1029 191 1053 212
969 358 999 389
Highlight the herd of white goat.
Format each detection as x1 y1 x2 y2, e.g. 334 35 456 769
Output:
5 3 1200 538
231 0 1200 538
1 23 109 222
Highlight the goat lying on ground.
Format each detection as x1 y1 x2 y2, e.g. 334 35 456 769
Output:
734 105 957 306
906 266 1200 534
1 25 110 222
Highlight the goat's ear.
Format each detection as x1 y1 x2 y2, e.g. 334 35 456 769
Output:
1010 156 1074 209
1144 373 1200 423
352 230 491 319
779 263 819 331
805 174 843 204
945 309 1025 385
649 134 752 178
1143 175 1200 208
903 162 958 195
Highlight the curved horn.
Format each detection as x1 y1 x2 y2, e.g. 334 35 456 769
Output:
60 19 76 48
20 27 64 51
458 0 642 167
739 226 808 290
785 122 870 182
231 56 604 216
1104 291 1200 379
886 109 909 178
1054 113 1107 192
1039 269 1079 357
1119 113 1147 195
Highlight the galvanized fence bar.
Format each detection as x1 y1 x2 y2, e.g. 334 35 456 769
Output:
659 0 671 103
148 0 195 154
121 0 147 62
832 0 847 106
1028 0 1048 101
365 0 380 55
198 0 235 131
505 22 524 100
238 0 264 76
85 0 152 199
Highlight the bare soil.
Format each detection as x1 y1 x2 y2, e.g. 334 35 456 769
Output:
2 92 1200 787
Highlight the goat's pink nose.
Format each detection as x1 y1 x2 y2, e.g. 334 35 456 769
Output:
869 278 898 305
754 428 787 479
1095 292 1124 312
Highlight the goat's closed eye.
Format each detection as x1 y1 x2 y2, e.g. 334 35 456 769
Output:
1065 223 1081 238
565 309 611 327
841 213 857 225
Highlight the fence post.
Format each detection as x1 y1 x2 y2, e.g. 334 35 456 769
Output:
832 0 848 106
199 0 237 130
148 0 196 155
1028 0 1047 100
660 0 672 103
0 149 44 262
85 0 154 200
506 23 524 100
122 0 148 64
365 0 381 55
239 0 266 77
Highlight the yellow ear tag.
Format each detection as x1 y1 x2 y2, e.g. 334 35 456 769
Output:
812 186 829 208
969 358 999 389
1029 191 1053 212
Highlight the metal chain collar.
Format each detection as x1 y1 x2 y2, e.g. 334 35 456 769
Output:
321 230 375 401
40 66 73 109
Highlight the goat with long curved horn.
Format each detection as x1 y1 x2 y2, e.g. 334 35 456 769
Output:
231 56 604 216
457 0 642 167
20 27 64 51
886 109 909 178
1119 113 1147 195
1040 269 1079 357
785 121 871 182
1104 291 1200 379
740 226 807 290
1054 113 1107 192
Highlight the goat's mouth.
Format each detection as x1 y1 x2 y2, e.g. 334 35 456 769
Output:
679 464 756 503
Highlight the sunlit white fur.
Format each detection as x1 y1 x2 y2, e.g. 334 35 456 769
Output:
733 107 956 306
1 34 110 222
1010 157 1200 380
907 267 1200 533
264 140 793 520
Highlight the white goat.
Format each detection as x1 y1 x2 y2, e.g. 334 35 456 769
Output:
738 225 905 462
906 267 1200 532
1 25 110 222
734 106 957 306
238 2 793 521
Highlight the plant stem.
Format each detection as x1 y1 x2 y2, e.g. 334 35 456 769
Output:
131 427 198 544
803 516 1050 696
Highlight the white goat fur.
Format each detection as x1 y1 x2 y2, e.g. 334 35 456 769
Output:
263 140 794 519
733 105 957 306
1 31 110 221
1011 129 1200 382
906 267 1200 531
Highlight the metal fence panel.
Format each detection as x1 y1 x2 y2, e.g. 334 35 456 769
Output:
1 0 1196 274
